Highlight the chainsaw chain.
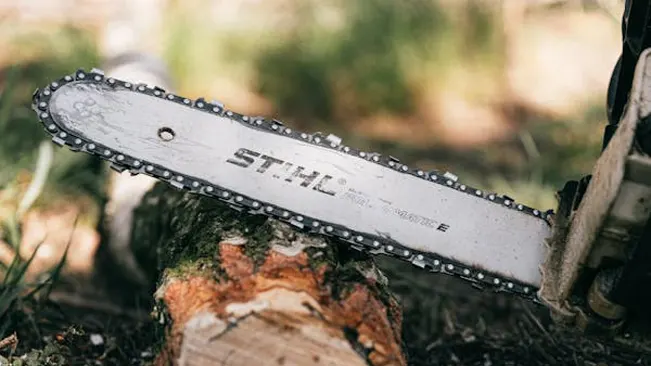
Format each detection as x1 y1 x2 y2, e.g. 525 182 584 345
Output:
32 68 555 304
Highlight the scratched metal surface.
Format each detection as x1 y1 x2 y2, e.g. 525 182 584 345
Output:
48 81 550 286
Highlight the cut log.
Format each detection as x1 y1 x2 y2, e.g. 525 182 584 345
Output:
129 183 407 366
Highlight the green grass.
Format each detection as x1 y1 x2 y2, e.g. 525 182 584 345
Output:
0 26 107 220
0 25 103 353
0 206 70 351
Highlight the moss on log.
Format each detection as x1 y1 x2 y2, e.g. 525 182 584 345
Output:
131 183 407 365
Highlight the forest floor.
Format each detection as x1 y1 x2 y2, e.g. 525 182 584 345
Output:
1 1 649 365
2 250 651 366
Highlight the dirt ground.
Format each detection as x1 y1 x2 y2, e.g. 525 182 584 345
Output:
2 244 649 366
378 257 651 366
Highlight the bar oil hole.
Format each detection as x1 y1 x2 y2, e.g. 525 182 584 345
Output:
158 127 175 141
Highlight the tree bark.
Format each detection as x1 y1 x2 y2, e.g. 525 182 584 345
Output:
129 183 407 366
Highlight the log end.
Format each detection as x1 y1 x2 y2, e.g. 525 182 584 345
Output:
153 240 406 366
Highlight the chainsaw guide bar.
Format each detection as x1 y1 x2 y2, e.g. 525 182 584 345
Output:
32 69 556 303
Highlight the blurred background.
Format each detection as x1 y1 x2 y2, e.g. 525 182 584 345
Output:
0 0 624 209
0 0 629 364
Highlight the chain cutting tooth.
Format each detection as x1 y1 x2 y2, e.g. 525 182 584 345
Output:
210 100 225 109
110 163 127 173
51 136 66 146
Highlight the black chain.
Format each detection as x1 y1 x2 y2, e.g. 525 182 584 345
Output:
33 69 556 304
